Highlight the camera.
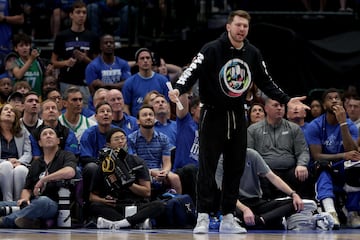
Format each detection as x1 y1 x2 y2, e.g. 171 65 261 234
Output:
99 148 143 192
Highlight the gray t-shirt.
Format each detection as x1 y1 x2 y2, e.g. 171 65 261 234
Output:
215 148 271 200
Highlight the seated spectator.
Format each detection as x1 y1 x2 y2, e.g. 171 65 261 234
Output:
7 91 25 114
0 76 13 108
216 148 304 230
45 89 64 113
306 88 360 229
41 76 59 101
12 81 31 95
344 95 360 129
309 99 323 120
79 101 119 210
31 99 79 160
247 102 265 126
152 94 177 147
89 88 109 121
156 57 183 83
127 104 182 196
106 88 138 136
0 103 32 201
247 97 311 199
173 93 200 170
170 93 200 203
0 126 77 228
143 90 160 106
287 102 309 134
88 128 165 229
20 92 43 135
58 86 96 143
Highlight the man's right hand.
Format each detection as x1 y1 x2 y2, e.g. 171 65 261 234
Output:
168 89 180 104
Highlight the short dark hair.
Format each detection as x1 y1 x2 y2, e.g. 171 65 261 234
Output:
322 88 342 102
71 0 86 13
137 104 154 119
95 100 113 113
13 33 32 46
36 126 58 141
189 96 200 110
63 86 82 100
106 128 126 143
227 10 251 24
23 91 39 100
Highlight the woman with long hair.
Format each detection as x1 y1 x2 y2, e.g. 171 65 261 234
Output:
0 103 32 201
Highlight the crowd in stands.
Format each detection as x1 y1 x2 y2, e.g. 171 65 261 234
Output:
1 0 360 233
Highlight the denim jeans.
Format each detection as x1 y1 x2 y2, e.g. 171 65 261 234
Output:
0 196 58 228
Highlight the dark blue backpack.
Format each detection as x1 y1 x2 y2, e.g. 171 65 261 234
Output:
158 194 196 229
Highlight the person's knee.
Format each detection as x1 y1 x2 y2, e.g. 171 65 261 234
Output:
13 165 29 177
82 162 98 175
0 161 13 173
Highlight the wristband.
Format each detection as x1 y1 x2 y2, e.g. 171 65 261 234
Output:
3 17 6 23
289 191 296 197
340 122 348 127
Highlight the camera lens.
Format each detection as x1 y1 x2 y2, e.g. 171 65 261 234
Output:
0 206 20 216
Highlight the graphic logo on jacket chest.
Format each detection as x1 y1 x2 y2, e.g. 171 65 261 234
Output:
219 59 251 97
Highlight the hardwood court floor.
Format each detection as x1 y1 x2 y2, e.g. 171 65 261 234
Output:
1 228 360 240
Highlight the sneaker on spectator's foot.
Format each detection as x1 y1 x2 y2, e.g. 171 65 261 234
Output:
138 218 152 230
193 213 209 234
15 217 41 229
97 217 114 229
219 213 247 234
348 211 360 228
328 212 340 230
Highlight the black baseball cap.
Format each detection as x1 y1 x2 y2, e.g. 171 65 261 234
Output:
7 91 24 103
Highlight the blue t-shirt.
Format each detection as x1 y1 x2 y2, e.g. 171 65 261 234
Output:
85 55 131 85
154 119 177 148
173 113 199 170
122 72 169 116
111 113 138 136
80 125 119 160
306 114 358 155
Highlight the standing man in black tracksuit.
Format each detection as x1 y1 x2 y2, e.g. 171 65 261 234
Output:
168 10 309 234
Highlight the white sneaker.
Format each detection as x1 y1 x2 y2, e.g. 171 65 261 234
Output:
97 217 114 229
193 213 209 234
219 213 247 234
138 218 152 230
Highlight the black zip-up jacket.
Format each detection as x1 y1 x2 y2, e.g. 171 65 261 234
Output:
175 32 291 111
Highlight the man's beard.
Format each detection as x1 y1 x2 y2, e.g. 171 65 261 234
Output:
141 124 154 129
326 108 336 115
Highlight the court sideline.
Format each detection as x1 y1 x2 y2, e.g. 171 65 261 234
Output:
0 228 360 240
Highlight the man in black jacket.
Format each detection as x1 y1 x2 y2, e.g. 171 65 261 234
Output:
169 9 309 234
